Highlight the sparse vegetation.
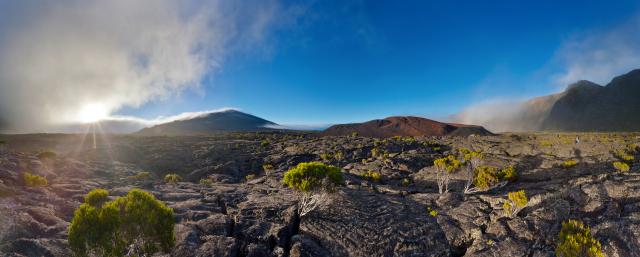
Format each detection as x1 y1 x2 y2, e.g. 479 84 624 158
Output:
473 165 500 190
427 207 438 217
22 172 48 187
362 170 382 182
433 155 461 194
614 149 634 162
128 171 151 181
37 150 57 160
199 178 213 185
68 189 175 257
613 161 630 172
458 148 483 194
401 178 411 187
539 140 553 147
561 160 578 169
498 166 518 182
503 189 528 217
260 140 270 147
262 163 274 172
283 162 343 216
245 174 256 181
556 219 603 257
164 173 182 184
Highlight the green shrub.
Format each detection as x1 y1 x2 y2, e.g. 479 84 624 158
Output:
362 170 382 182
427 207 438 217
392 136 402 141
540 140 553 147
498 166 518 182
503 189 528 216
37 150 57 160
614 149 634 162
127 172 151 181
627 143 638 153
263 163 274 170
334 151 344 160
351 132 359 137
434 155 461 194
22 172 48 187
84 189 109 207
163 173 182 184
283 162 343 216
283 162 342 192
260 140 270 147
199 178 213 185
320 153 332 161
371 148 380 157
613 161 630 172
401 178 411 187
245 174 256 181
556 219 603 257
68 189 175 257
561 160 578 169
473 166 499 190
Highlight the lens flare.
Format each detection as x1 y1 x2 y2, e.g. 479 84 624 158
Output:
77 103 109 123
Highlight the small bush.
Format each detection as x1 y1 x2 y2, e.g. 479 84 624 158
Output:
613 161 630 172
68 189 175 256
433 155 461 194
628 143 638 152
503 189 528 216
283 162 343 216
371 148 380 157
497 166 518 182
427 207 438 217
351 132 359 137
556 219 603 257
539 140 553 147
401 178 411 187
363 170 382 182
164 173 182 184
199 178 213 185
334 151 344 160
128 172 151 181
22 172 48 187
561 160 578 169
245 174 256 181
37 150 57 160
320 153 332 161
283 162 343 193
473 166 499 190
262 164 274 172
260 140 269 147
614 149 634 162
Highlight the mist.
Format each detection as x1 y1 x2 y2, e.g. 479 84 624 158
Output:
0 0 288 133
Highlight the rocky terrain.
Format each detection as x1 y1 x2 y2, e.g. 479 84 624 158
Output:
0 132 639 256
322 116 493 137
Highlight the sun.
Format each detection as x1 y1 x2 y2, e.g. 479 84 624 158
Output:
78 103 110 123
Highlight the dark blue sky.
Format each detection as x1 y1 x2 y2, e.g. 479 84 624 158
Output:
122 0 640 125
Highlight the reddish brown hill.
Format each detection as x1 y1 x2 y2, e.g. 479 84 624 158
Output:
321 116 493 137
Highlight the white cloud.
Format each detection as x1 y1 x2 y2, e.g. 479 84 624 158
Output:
0 0 291 133
554 15 640 86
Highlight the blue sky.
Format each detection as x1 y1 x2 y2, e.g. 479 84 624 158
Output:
113 1 640 125
2 0 640 132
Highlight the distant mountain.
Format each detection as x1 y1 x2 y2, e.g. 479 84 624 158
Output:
540 70 640 131
322 116 493 137
136 110 278 135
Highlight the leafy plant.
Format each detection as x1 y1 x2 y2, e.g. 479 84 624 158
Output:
539 140 553 147
498 166 518 182
614 149 634 162
503 189 528 217
199 178 213 185
22 172 48 187
427 207 438 217
362 170 382 182
127 172 151 182
561 160 578 169
351 132 359 137
68 189 175 257
556 219 603 257
283 162 343 216
401 178 411 187
37 150 57 160
262 164 274 172
433 155 461 194
334 151 344 161
163 173 182 184
260 140 270 147
613 161 630 172
245 174 256 181
473 166 499 190
320 153 332 161
458 148 483 194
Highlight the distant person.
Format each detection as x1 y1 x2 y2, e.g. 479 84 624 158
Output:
575 136 580 144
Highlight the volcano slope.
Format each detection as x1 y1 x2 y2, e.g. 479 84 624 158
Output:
0 132 639 256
